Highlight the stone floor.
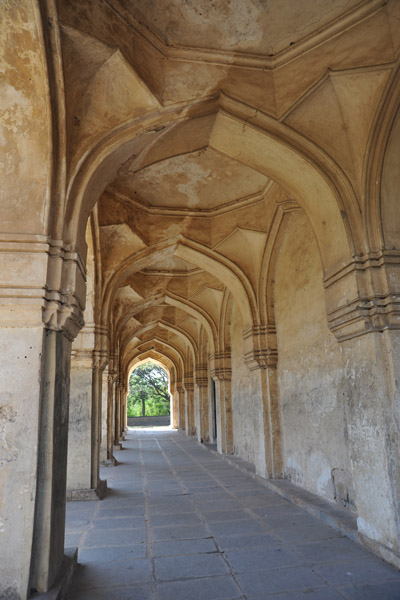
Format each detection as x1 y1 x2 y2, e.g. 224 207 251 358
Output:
65 429 400 600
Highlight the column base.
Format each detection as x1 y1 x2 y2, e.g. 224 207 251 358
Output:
114 443 123 451
66 479 108 502
29 548 77 599
101 456 118 466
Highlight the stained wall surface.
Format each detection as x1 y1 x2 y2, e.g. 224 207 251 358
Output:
1 1 400 598
275 212 351 504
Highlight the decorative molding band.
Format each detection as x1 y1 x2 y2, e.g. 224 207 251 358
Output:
195 363 209 388
210 352 232 381
183 375 194 392
327 294 400 342
324 251 400 341
243 325 278 370
109 0 384 71
93 348 109 370
176 379 185 395
110 184 268 218
324 250 400 288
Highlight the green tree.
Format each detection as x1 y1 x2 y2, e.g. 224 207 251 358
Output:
127 362 170 417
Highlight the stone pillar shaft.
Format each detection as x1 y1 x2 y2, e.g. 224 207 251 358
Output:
30 329 72 592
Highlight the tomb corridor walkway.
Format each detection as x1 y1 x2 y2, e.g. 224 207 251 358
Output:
65 430 400 600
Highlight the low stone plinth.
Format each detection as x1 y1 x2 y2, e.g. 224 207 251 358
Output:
29 548 77 599
66 479 107 502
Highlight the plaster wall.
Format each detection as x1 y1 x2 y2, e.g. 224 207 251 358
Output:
0 327 44 598
0 0 51 235
340 332 400 550
231 302 255 464
275 212 352 505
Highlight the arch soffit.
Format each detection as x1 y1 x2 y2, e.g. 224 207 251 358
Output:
259 204 303 327
65 92 360 279
127 356 174 386
364 64 400 251
124 346 179 379
120 319 198 364
102 236 257 330
113 292 217 355
219 288 234 350
131 337 186 377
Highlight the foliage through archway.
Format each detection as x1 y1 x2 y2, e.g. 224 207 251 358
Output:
127 362 170 417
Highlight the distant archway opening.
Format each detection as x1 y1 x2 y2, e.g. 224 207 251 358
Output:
127 360 171 428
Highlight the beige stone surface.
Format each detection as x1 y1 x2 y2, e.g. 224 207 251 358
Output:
1 1 400 597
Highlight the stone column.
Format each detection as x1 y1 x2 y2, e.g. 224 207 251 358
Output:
114 380 122 450
100 369 108 463
183 374 195 435
176 380 186 431
106 371 117 461
243 325 282 478
117 380 127 441
211 352 233 454
0 284 75 598
195 363 209 443
66 336 107 500
29 240 85 595
120 384 128 437
169 382 179 429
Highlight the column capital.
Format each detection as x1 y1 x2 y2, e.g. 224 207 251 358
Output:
242 325 277 370
324 251 400 342
42 239 86 341
176 379 185 395
183 374 194 392
0 235 84 340
210 352 232 381
195 363 208 388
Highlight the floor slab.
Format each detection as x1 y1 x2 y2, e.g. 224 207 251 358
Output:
65 429 400 599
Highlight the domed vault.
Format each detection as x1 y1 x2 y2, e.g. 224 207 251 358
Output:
1 1 400 597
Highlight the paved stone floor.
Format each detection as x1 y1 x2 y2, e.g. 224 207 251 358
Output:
65 430 400 599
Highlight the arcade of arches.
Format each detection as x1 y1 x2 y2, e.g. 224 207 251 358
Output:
1 0 400 597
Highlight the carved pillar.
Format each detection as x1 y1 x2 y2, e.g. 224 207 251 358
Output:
243 325 282 478
119 379 127 440
66 333 107 500
211 352 233 454
67 343 93 493
183 373 195 435
100 368 109 463
105 369 117 463
195 363 209 443
176 380 186 431
114 379 122 450
169 381 179 429
28 240 84 594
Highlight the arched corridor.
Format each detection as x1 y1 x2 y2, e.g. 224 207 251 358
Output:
1 1 400 598
65 429 400 599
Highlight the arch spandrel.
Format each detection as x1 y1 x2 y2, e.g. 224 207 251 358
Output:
101 236 256 333
64 94 361 269
210 107 362 276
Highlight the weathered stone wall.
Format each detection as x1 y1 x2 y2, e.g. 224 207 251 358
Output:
0 1 53 597
231 302 255 464
275 212 352 505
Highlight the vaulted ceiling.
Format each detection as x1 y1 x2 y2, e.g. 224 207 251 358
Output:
59 0 400 378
